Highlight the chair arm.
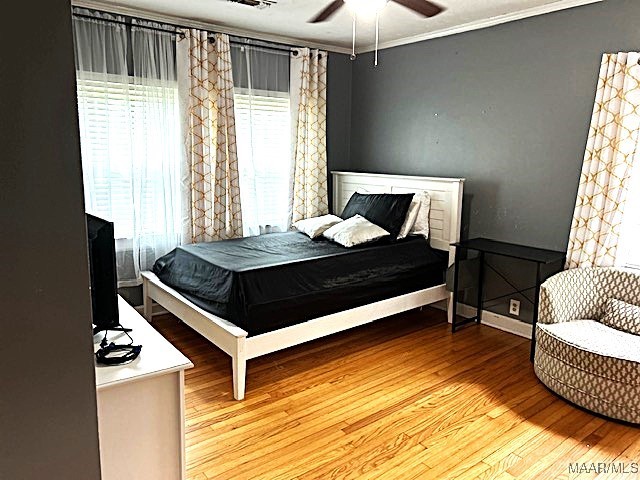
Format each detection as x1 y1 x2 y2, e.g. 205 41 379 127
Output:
537 268 601 324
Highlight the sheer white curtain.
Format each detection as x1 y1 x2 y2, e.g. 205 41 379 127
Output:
231 42 292 236
73 10 181 286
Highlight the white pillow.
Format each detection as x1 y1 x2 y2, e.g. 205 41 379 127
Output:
409 191 431 239
293 214 343 239
397 195 420 239
323 215 390 247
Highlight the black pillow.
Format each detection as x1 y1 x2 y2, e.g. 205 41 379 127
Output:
340 192 414 239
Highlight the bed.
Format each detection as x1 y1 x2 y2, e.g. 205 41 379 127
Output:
142 171 465 399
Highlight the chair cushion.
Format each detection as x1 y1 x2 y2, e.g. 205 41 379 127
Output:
535 319 640 423
538 320 640 364
600 298 640 335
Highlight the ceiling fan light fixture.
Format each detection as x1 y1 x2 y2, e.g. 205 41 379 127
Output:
343 0 389 19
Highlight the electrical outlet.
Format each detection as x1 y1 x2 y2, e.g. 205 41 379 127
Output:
509 299 521 317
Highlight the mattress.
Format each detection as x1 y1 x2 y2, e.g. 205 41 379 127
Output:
153 232 447 336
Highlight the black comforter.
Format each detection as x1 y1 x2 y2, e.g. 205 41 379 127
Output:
153 232 446 336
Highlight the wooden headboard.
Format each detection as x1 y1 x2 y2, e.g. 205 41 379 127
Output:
332 171 465 262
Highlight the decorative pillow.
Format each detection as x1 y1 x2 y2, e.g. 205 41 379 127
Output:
409 191 431 239
293 214 343 239
601 298 640 335
323 215 390 248
340 192 414 239
397 199 419 240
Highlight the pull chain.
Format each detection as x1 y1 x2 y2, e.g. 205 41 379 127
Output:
375 12 379 67
351 14 357 61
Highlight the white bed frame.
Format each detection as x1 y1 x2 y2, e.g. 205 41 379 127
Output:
141 172 464 400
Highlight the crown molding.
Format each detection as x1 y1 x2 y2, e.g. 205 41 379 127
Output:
71 0 603 57
71 0 354 54
357 0 603 53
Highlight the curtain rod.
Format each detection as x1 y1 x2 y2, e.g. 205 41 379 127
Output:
72 12 297 55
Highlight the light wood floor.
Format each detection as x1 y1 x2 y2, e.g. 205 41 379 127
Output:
152 308 640 480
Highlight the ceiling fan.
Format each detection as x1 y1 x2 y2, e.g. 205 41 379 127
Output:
309 0 445 66
309 0 444 24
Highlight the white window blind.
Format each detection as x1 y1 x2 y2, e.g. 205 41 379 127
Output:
76 76 181 241
234 89 292 236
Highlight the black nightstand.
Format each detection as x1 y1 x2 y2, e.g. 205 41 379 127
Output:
451 238 566 361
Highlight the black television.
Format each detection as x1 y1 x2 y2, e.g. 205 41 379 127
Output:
86 213 119 334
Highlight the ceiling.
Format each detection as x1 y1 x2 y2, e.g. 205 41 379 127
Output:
74 0 602 53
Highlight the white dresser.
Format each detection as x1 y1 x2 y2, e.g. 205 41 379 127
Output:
94 296 193 480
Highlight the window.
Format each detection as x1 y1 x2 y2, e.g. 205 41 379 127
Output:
230 43 292 237
73 12 181 285
234 88 292 236
619 165 640 269
76 75 181 241
76 73 182 285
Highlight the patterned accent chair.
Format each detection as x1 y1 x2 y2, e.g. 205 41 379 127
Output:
534 267 640 424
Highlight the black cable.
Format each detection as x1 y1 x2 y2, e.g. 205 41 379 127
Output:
121 326 135 345
96 323 140 365
96 343 142 365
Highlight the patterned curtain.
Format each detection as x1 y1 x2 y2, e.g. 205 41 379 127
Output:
177 30 243 243
290 48 329 224
566 52 640 269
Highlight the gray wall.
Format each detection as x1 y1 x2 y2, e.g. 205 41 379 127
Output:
327 53 353 210
0 1 102 478
348 0 640 252
343 0 640 321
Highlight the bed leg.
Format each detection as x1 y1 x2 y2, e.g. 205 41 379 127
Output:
232 338 247 401
447 292 454 325
142 278 153 322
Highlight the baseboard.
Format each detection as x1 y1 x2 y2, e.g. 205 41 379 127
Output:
433 301 532 339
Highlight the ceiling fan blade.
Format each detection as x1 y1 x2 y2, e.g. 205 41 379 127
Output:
392 0 444 17
309 0 345 23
